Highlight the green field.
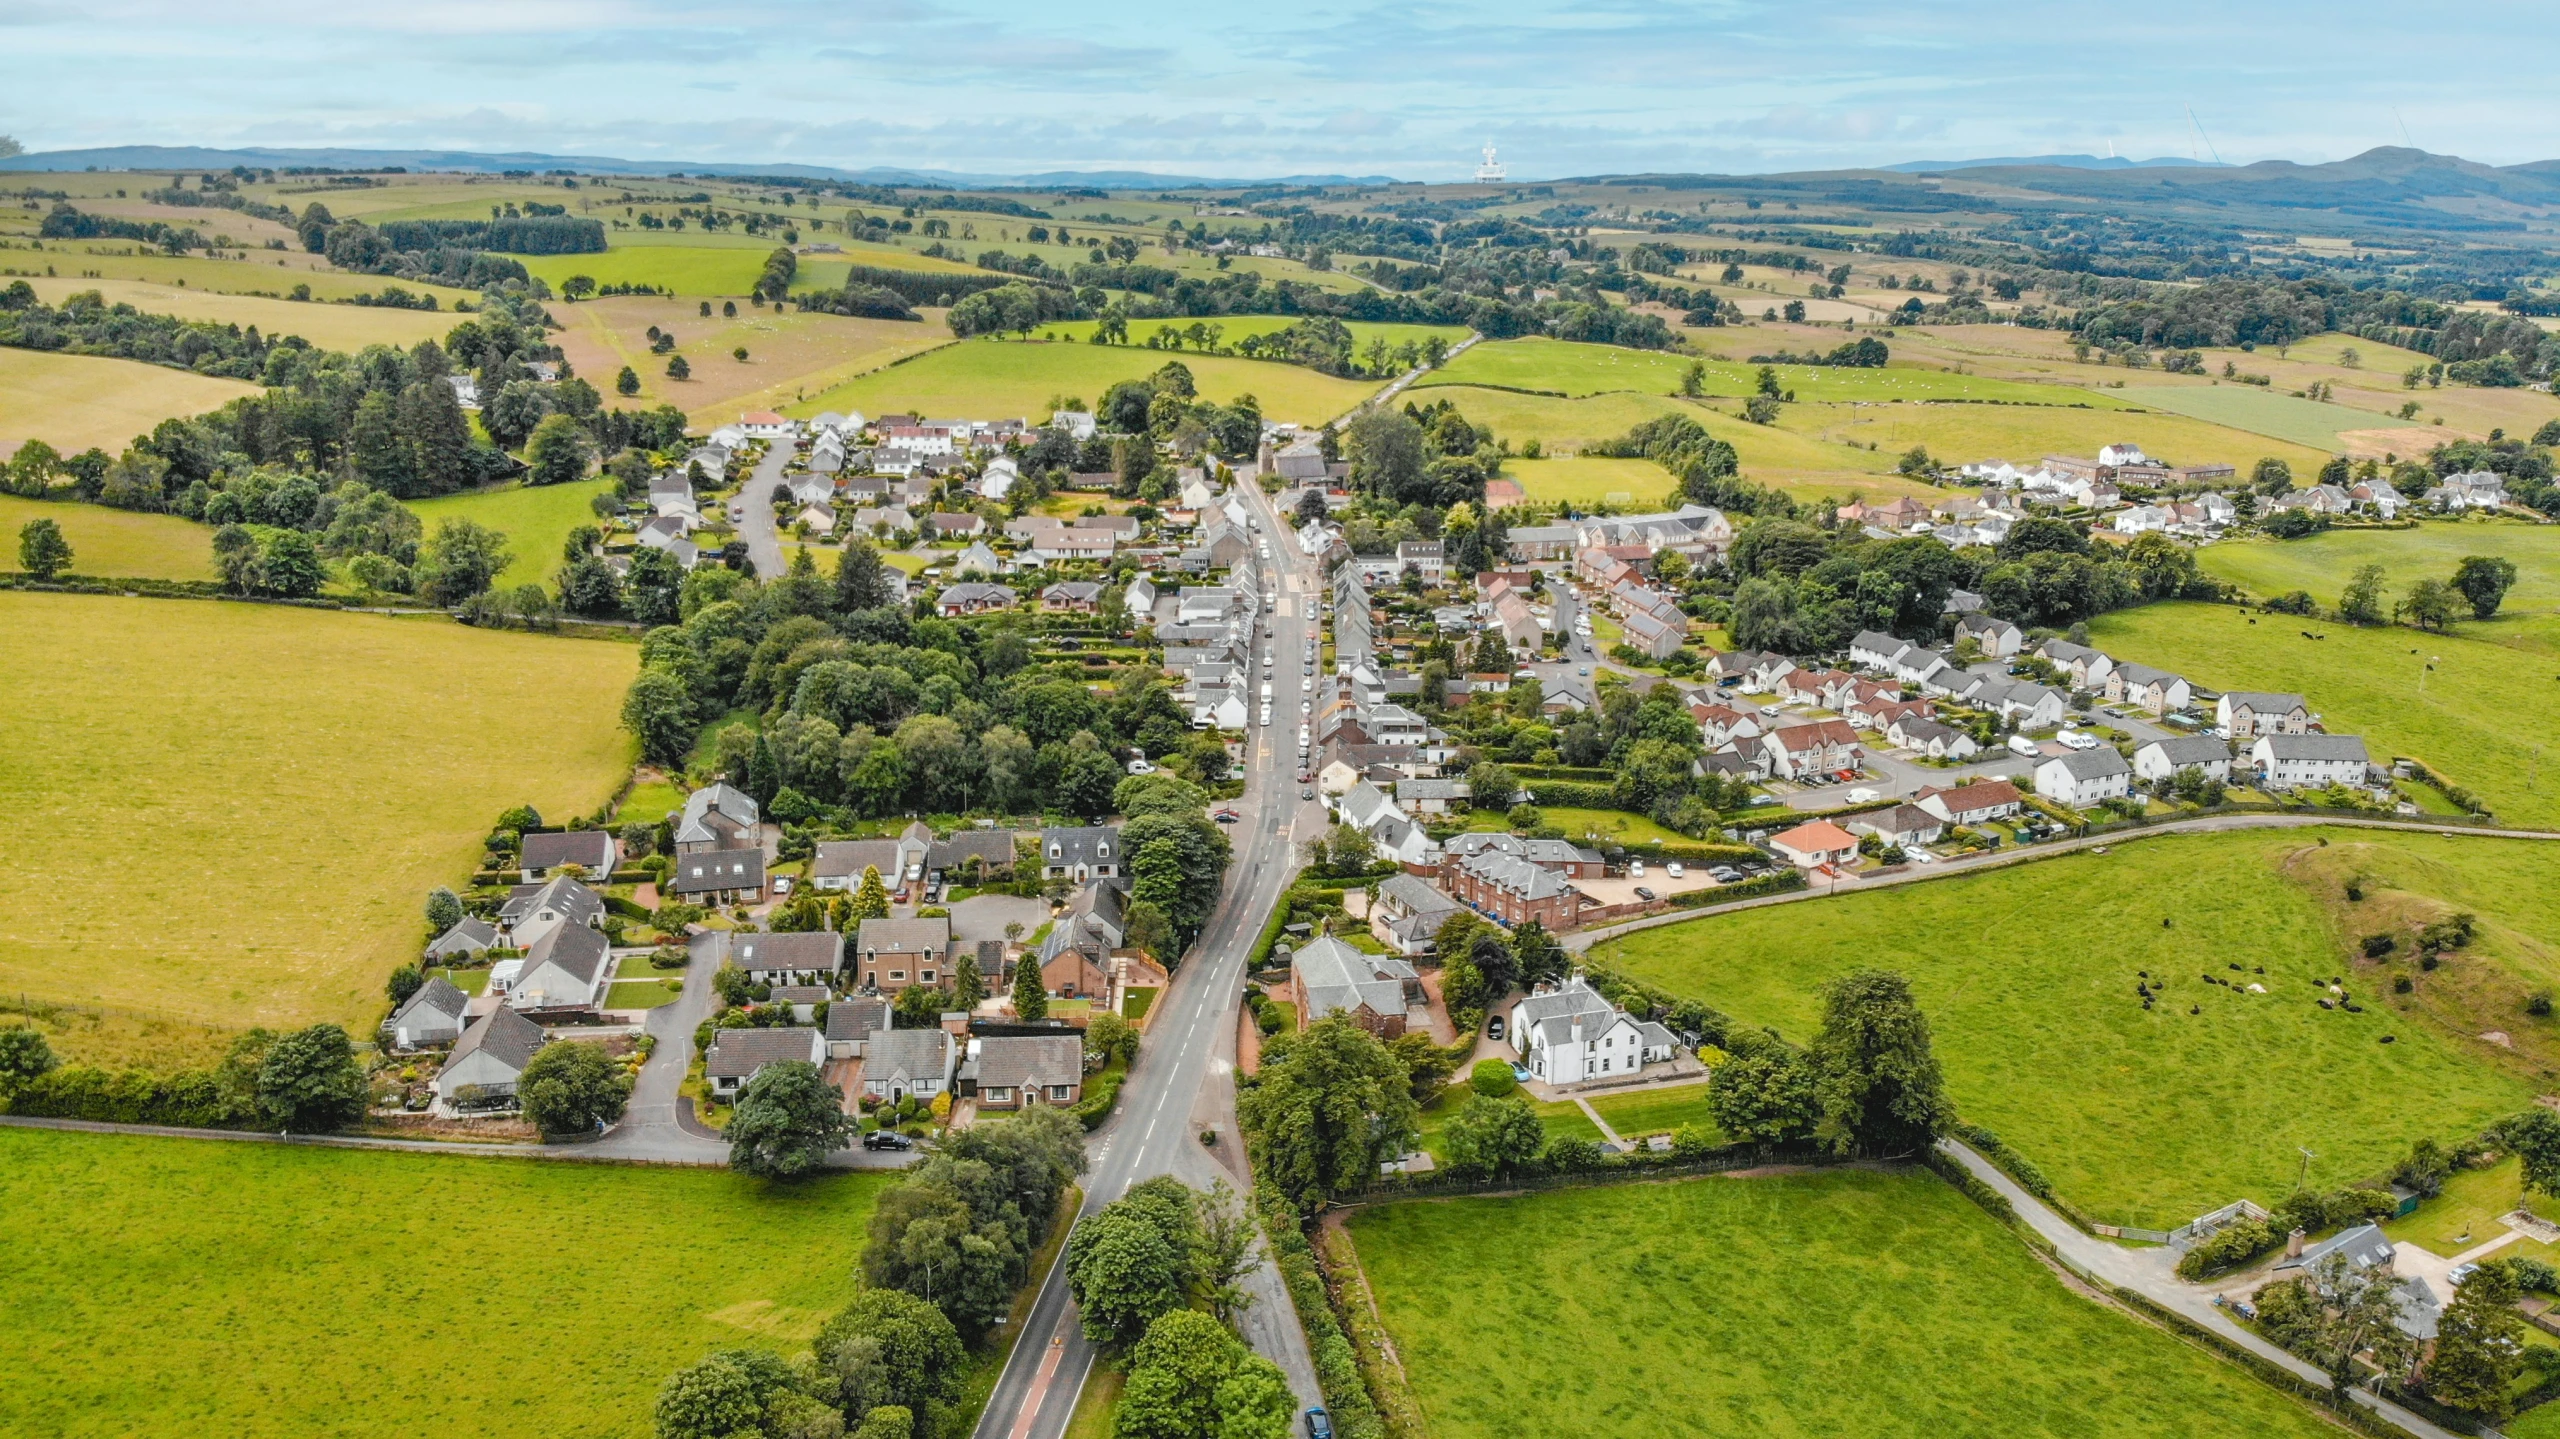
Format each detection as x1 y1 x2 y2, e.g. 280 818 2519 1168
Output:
1419 336 2116 406
0 248 480 305
786 337 1379 427
0 594 636 1037
1037 315 1472 353
1347 1168 2339 1439
2196 523 2560 651
1501 456 1678 509
522 243 792 299
1596 827 2548 1224
0 347 262 460
0 495 213 579
2117 384 2377 451
19 276 461 352
0 1126 886 1439
1411 1090 1599 1165
404 479 620 592
1453 806 1695 847
2090 601 2560 826
1773 397 2335 477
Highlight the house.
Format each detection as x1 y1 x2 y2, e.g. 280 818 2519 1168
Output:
2134 736 2233 783
675 783 760 854
1292 935 1425 1039
732 931 845 984
929 829 1020 882
1690 701 1765 750
1041 826 1123 882
1370 873 1462 956
496 876 605 952
2035 748 2132 806
666 849 765 905
1395 540 1446 583
507 924 609 1017
519 829 617 883
1777 668 1854 709
1848 630 1915 673
2252 733 2374 790
2269 1223 2442 1348
1042 581 1105 613
1505 524 1578 562
1847 804 1946 847
968 1035 1085 1110
824 997 892 1059
936 582 1018 616
1492 591 1544 653
2424 471 2507 512
811 839 903 893
1769 819 1861 870
434 1006 546 1108
2105 661 2192 717
1889 715 1980 760
386 976 470 1050
861 1027 956 1104
1510 976 1677 1088
1954 615 2024 658
2217 691 2311 736
739 410 798 441
1914 779 2025 826
1038 883 1127 999
854 917 952 992
1760 719 1864 781
2035 639 2115 689
1445 849 1586 930
634 516 699 569
425 916 501 961
704 1027 825 1098
1395 777 1470 815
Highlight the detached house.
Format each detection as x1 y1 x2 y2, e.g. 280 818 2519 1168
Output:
1291 935 1425 1039
1041 826 1123 882
1768 820 1861 870
666 849 765 905
1954 614 2024 658
497 876 605 953
732 932 845 985
854 917 952 992
967 1035 1085 1110
1369 873 1462 956
2105 662 2193 717
2035 639 2115 689
435 1007 546 1108
386 976 470 1051
1914 779 2025 826
675 784 760 854
861 1027 956 1104
705 1028 826 1098
1510 976 1677 1088
519 830 618 882
507 924 609 1018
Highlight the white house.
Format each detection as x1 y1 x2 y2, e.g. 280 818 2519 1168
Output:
1509 976 1677 1089
507 924 609 1017
386 976 470 1051
860 1027 955 1104
2105 661 2193 717
496 876 605 954
738 410 799 441
1914 779 2026 826
1954 615 2023 658
2035 748 2132 806
2134 736 2233 783
2252 733 2373 790
434 1007 545 1107
2217 692 2311 736
2035 639 2114 689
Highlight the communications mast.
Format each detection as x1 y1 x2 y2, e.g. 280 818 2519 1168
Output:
1474 143 1506 184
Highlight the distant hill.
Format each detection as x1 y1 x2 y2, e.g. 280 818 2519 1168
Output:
1882 154 2224 173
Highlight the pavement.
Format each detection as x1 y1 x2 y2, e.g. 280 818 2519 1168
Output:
948 893 1050 945
735 442 792 579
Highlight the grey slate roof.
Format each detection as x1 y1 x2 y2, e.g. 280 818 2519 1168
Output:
1294 936 1419 1021
732 931 845 973
518 923 608 997
521 830 615 873
447 1006 545 1077
1040 826 1122 870
973 1035 1084 1091
391 976 469 1029
856 916 951 957
2262 734 2371 764
667 849 765 896
426 916 500 958
499 876 606 928
2142 736 2231 766
813 839 902 882
1458 849 1574 901
703 1026 821 1081
864 1027 954 1083
2276 1222 2395 1273
2048 747 2132 780
827 996 892 1043
929 829 1020 872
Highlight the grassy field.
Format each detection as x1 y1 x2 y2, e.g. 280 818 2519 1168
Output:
554 295 952 421
0 348 261 460
1596 827 2550 1224
0 1126 886 1439
0 248 479 303
0 495 212 579
787 337 1379 427
521 244 789 298
0 594 636 1037
18 276 459 352
1501 456 1678 509
404 479 619 592
1038 316 1472 353
2195 522 2560 643
2090 601 2560 826
1770 397 2335 476
1347 1168 2341 1439
1419 336 2114 406
2115 384 2381 452
1455 806 1696 847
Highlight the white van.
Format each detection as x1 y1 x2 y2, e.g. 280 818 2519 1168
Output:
2007 734 2040 758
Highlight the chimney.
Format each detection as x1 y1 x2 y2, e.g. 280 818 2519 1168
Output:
2286 1228 2306 1258
1571 1014 1584 1047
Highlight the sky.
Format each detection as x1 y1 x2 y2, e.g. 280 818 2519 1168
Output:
5 0 2559 179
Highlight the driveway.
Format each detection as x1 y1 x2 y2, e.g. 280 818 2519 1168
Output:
734 443 792 579
948 893 1049 945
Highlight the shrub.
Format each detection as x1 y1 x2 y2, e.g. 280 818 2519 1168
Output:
2491 1256 2560 1294
2176 1218 2278 1279
2536 992 2557 1018
2362 934 2397 958
1468 1057 1517 1097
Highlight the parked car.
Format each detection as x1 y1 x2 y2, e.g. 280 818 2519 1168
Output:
1304 1408 1333 1439
1486 1015 1505 1042
1633 885 1657 901
1666 862 1684 879
862 1130 915 1151
1709 866 1742 883
2007 734 2041 758
1629 860 1645 878
1300 787 1315 800
2057 728 2100 750
2451 1262 2481 1287
771 876 793 895
1213 810 1240 825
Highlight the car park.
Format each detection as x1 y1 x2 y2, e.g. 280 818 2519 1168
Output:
1709 865 1742 883
1633 885 1657 901
1666 862 1684 878
1629 860 1645 878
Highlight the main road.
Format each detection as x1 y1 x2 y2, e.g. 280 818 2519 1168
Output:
972 475 1329 1438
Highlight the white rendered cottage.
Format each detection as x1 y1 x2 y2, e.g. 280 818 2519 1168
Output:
1510 976 1676 1088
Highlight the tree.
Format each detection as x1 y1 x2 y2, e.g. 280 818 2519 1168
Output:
2300 1252 2420 1402
517 1039 633 1137
1114 1308 1289 1439
850 866 892 923
525 412 594 486
2337 563 2388 625
2426 1263 2525 1418
258 530 326 598
425 886 465 933
2451 555 2520 620
952 951 988 1009
17 517 72 578
256 1024 368 1133
835 538 894 613
667 355 691 381
1013 954 1049 1021
2251 457 2294 496
1237 1014 1419 1210
622 670 696 768
416 517 512 606
617 366 641 396
1443 1092 1544 1177
2400 576 2460 632
1066 1180 1198 1344
1705 1045 1816 1143
0 1025 58 1099
813 1288 965 1423
2505 1108 2560 1200
727 1060 856 1178
386 961 424 1006
1806 971 1949 1157
653 1350 785 1439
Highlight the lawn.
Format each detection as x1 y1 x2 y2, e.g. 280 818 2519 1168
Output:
2116 384 2382 451
0 347 261 460
1584 1083 1718 1140
2089 600 2560 826
0 1126 887 1439
0 594 636 1040
0 495 213 579
1410 1089 1598 1165
1122 986 1158 1021
2383 1156 2560 1259
605 979 681 1009
1417 336 2110 405
1594 827 2551 1225
404 479 621 592
614 778 687 825
2195 523 2560 655
553 295 952 422
785 337 1378 427
1346 1168 2342 1439
19 276 460 352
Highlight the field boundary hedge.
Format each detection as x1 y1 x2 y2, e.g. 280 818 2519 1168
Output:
1254 1183 1388 1439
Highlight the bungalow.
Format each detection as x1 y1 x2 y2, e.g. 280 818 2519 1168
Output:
2105 661 2193 717
386 976 470 1050
853 916 952 992
2252 733 2374 790
2035 748 2132 807
2217 691 2311 736
1042 581 1105 613
732 931 845 985
1954 615 2024 658
507 924 609 1017
811 839 903 893
861 1027 956 1104
1760 719 1864 781
1914 779 2025 826
1768 819 1861 870
425 916 501 962
824 996 892 1060
2134 736 2233 783
519 829 618 883
1511 975 1678 1088
434 1006 546 1108
1293 935 1424 1039
1889 715 1980 760
928 829 1020 883
968 1035 1085 1110
1041 825 1123 882
634 517 700 569
704 1027 825 1098
666 849 765 905
936 582 1018 616
1848 803 1946 847
675 783 759 854
496 875 605 953
1370 873 1462 956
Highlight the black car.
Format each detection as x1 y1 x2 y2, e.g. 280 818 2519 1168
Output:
1304 1409 1333 1439
862 1130 915 1151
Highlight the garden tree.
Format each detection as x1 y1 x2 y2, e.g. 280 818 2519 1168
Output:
893 983 951 1029
1013 954 1050 1021
625 545 685 627
17 516 73 577
0 1025 58 1098
1806 970 1951 1157
1466 929 1520 1005
726 1060 856 1178
1067 1176 1201 1343
1465 760 1518 812
1123 900 1174 961
1511 918 1566 989
1085 1011 1139 1068
2450 555 2519 620
621 670 696 767
425 885 464 932
1124 810 1232 947
1237 1014 1420 1209
415 517 511 606
525 412 594 486
2252 457 2294 496
2297 1253 2420 1403
1294 488 1328 524
813 1288 965 1428
386 962 424 1006
1113 1308 1293 1439
1443 1092 1544 1178
1471 1057 1518 1097
849 866 893 923
2400 576 2460 632
2337 563 2388 624
1308 822 1375 879
1705 1043 1817 1144
2426 1263 2528 1418
834 538 895 612
257 1023 369 1132
516 1039 633 1136
952 951 987 1009
866 1109 1087 1339
2504 1108 2560 1199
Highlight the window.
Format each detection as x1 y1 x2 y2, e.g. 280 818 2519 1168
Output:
889 970 906 982
921 970 937 983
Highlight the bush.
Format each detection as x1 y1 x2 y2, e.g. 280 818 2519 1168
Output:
2492 1256 2560 1294
2176 1218 2278 1279
2362 933 2397 958
1468 1057 1517 1097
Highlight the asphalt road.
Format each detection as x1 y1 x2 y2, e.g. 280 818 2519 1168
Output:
973 480 1327 1439
735 443 791 579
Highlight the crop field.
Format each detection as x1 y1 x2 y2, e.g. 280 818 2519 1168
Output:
0 594 636 1036
521 244 785 298
2090 601 2560 825
17 276 458 351
0 1126 887 1439
1429 388 1930 504
1347 1168 2340 1439
0 495 212 579
1037 315 1472 353
786 337 1377 426
1773 396 2333 475
2115 384 2390 451
1596 828 2549 1224
552 296 952 419
1419 336 2112 406
404 479 620 592
0 348 261 460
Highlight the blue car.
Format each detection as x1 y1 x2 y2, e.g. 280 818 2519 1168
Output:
1304 1409 1333 1439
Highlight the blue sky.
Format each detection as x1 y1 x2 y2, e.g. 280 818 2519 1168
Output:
6 0 2557 178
